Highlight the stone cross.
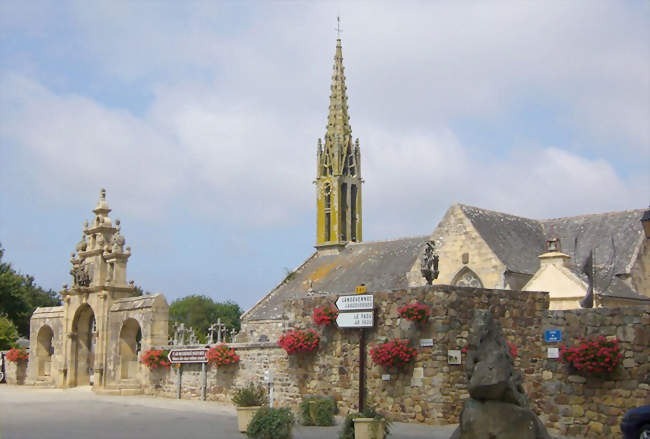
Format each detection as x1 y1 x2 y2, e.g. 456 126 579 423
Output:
187 327 197 345
173 322 186 345
210 318 226 344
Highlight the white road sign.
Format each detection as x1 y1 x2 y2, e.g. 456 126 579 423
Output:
335 294 374 311
336 311 374 328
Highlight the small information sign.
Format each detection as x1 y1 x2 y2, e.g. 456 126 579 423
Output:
419 339 434 347
355 284 367 294
448 350 462 365
168 348 208 364
544 330 562 343
547 347 560 359
336 311 374 328
336 294 374 311
381 374 391 381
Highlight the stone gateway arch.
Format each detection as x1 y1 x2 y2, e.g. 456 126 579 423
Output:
27 189 169 392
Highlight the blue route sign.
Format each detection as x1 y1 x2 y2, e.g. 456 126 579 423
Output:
544 330 562 343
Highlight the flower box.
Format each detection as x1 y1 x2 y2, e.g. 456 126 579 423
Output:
278 328 320 355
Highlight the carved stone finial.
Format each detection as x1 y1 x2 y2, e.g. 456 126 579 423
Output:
100 188 106 200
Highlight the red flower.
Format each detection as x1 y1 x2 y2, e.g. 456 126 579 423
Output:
370 339 418 369
207 344 240 367
6 347 29 363
278 328 320 355
313 304 339 326
141 349 171 370
558 336 621 376
397 302 431 323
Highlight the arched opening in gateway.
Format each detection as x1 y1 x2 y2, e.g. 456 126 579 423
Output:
71 304 95 387
119 318 142 379
36 325 54 377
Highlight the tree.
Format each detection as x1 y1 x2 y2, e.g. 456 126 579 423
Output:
0 244 61 336
169 295 243 343
0 314 19 350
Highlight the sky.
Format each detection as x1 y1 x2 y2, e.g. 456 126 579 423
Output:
1 1 648 311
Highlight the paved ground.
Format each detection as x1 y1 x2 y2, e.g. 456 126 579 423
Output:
0 385 458 439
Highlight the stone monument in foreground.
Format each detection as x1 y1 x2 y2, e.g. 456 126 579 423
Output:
450 309 550 439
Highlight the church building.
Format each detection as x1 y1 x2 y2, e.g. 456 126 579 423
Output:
239 38 650 343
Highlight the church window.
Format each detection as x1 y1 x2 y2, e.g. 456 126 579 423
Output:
349 155 356 176
351 184 357 241
324 184 331 242
452 267 483 288
341 183 348 241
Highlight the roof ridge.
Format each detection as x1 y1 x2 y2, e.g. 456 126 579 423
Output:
540 208 646 222
346 235 430 245
457 203 537 222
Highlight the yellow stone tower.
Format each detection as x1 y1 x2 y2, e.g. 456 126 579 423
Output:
315 38 362 249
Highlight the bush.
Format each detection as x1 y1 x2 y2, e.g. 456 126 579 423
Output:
232 382 267 407
299 395 337 426
277 328 320 355
246 407 295 439
141 349 170 370
0 314 19 350
338 405 391 439
559 336 621 376
206 344 240 367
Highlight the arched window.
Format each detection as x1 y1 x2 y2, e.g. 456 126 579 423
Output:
452 267 483 288
323 184 331 242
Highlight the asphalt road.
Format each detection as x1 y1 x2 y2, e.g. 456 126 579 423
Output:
0 385 458 439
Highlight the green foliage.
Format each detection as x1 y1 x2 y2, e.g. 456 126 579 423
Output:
0 314 19 350
0 244 61 336
169 294 243 343
246 407 295 439
338 406 391 439
231 382 267 407
299 395 337 426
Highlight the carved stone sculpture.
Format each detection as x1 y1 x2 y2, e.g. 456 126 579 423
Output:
450 310 550 439
70 264 91 287
420 240 440 285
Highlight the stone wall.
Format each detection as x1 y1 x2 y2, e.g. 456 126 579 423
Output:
534 307 650 438
144 286 649 439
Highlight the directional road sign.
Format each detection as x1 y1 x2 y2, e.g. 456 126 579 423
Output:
335 294 373 311
336 311 374 328
168 348 208 364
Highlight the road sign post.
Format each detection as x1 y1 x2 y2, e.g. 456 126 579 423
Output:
335 290 374 412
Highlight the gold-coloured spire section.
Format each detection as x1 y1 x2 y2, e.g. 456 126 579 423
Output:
324 38 353 175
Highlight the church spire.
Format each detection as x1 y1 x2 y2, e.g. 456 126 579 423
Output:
315 36 362 249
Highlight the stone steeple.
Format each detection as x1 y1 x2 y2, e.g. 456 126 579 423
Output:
316 38 362 249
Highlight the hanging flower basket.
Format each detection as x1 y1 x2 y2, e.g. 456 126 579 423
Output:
207 344 240 367
559 336 621 376
397 302 430 324
141 349 171 370
278 328 320 355
5 347 29 363
313 304 339 326
370 338 418 369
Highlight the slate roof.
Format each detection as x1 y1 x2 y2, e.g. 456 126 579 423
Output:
459 205 646 276
459 205 545 274
459 204 647 301
244 236 429 321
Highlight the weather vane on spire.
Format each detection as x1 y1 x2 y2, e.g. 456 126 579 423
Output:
335 16 343 39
